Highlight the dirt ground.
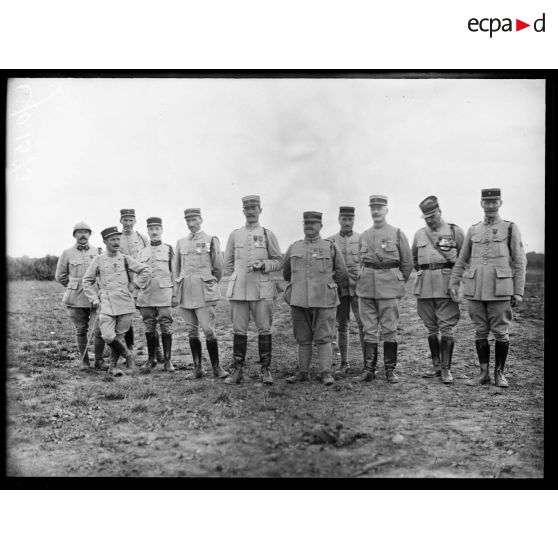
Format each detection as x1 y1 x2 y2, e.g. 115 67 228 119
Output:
6 270 544 478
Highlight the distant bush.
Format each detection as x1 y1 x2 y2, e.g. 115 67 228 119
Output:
526 252 544 269
7 255 59 281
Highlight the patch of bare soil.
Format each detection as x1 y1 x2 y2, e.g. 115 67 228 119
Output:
6 272 543 478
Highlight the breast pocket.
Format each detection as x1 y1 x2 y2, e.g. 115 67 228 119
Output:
383 240 398 253
491 236 508 257
471 235 484 258
290 254 302 273
317 255 332 273
234 242 244 259
202 275 220 302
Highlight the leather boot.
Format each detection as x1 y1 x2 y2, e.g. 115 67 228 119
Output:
286 344 311 383
120 338 136 372
162 333 175 372
76 333 90 371
259 334 274 385
206 338 228 378
107 338 129 377
142 332 158 372
124 325 134 350
359 328 365 361
155 334 165 363
224 334 247 384
422 334 442 378
358 342 378 382
440 336 454 384
317 343 334 386
384 341 400 383
189 337 204 378
466 339 491 386
494 340 510 388
336 329 350 376
94 337 109 370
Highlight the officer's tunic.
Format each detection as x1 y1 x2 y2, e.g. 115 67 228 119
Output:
283 236 348 345
55 244 103 338
174 231 224 339
136 242 175 334
327 231 364 336
82 252 150 343
411 221 464 336
119 231 148 259
356 223 413 343
449 217 526 341
137 243 175 307
175 232 223 309
224 223 282 335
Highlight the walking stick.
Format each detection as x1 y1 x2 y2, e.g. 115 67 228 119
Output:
81 311 100 362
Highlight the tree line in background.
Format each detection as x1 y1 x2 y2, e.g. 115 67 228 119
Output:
7 251 545 281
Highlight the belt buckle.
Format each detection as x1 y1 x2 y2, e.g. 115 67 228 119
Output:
429 263 437 270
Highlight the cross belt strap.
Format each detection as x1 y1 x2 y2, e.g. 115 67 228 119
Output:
418 262 454 270
363 261 400 269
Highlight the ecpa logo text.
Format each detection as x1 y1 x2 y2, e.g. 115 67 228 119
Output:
468 13 545 37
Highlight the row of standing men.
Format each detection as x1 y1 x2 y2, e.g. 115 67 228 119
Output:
55 189 526 388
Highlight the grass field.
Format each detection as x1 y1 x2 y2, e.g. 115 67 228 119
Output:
6 268 544 477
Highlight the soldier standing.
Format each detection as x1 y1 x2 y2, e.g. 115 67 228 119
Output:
412 196 464 384
136 217 177 373
326 206 365 376
283 211 348 385
118 209 153 356
174 208 228 379
356 195 414 383
449 188 526 388
82 226 150 376
223 195 283 385
55 221 107 371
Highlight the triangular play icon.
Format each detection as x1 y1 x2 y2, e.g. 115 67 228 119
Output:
516 19 530 31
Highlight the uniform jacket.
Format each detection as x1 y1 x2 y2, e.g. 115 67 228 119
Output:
449 217 526 301
326 231 360 297
137 242 176 308
283 236 348 308
224 223 282 301
174 231 224 309
355 223 413 300
119 230 149 258
82 252 150 316
411 220 464 299
55 244 103 307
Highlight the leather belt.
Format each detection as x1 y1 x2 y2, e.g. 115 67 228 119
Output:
363 261 400 269
418 262 454 270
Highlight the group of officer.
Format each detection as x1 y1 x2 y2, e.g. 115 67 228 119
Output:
55 188 526 389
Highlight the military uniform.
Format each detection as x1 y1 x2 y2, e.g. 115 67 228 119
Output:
55 221 106 371
327 206 364 374
449 188 526 388
412 196 464 384
283 211 349 385
82 226 150 375
137 217 177 372
175 208 227 379
223 195 283 385
118 208 149 352
356 195 413 383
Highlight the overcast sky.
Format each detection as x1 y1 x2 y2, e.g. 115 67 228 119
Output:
6 77 545 257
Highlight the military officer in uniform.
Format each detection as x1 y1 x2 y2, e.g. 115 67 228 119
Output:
449 188 526 388
327 206 365 376
174 208 228 380
283 211 348 385
55 221 107 371
82 226 151 376
223 195 283 385
412 196 464 384
356 195 414 383
137 217 177 373
118 208 154 356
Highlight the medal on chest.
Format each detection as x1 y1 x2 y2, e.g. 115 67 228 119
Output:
253 235 265 248
381 238 387 250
